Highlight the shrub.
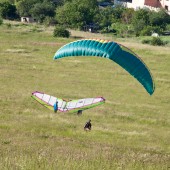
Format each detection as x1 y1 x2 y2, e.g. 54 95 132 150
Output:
166 24 170 31
100 27 116 34
140 26 163 36
53 26 70 38
142 37 167 46
111 22 131 37
43 17 56 27
0 2 18 19
142 39 150 44
140 26 153 36
150 37 166 46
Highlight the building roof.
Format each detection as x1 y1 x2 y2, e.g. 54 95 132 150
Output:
144 0 162 8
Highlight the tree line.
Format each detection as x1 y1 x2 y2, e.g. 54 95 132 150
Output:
0 0 170 36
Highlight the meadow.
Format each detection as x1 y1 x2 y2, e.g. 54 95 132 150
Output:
0 21 170 169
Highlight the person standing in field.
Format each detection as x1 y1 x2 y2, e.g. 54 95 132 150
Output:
84 119 92 131
54 101 58 113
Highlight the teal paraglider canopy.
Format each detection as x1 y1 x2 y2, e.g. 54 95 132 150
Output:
53 39 155 95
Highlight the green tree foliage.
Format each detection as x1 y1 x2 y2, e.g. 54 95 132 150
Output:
142 37 167 46
43 16 56 26
53 25 70 37
140 25 163 36
111 22 130 37
149 9 170 29
56 1 82 28
1 0 170 38
131 8 170 36
30 0 55 23
96 7 114 28
16 0 41 17
0 0 15 3
132 9 150 36
121 8 134 24
0 1 17 19
151 37 166 46
53 0 67 6
132 8 150 25
94 5 125 32
56 0 98 29
111 5 125 22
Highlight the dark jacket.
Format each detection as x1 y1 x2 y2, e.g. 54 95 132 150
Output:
84 120 92 130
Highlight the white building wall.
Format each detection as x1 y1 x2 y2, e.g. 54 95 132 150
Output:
160 0 170 12
160 0 170 7
114 0 170 14
114 0 145 9
21 17 35 23
126 0 145 9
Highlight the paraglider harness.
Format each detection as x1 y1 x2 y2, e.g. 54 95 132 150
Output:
77 110 82 115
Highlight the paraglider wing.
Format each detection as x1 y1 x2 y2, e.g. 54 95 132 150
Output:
31 91 105 113
64 97 105 113
31 91 66 111
53 39 155 95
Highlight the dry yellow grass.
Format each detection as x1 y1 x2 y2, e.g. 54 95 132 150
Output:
0 21 170 169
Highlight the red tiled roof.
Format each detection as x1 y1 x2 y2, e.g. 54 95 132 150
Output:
144 0 162 8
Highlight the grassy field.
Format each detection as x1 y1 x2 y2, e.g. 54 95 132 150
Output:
0 21 170 170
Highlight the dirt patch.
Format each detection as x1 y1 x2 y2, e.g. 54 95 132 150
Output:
5 49 28 53
31 42 65 47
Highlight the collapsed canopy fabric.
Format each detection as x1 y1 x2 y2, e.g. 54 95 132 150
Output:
54 39 155 95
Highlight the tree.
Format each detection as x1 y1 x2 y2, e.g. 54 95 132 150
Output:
56 0 98 29
0 1 17 19
16 0 42 17
149 9 170 29
132 9 150 36
96 7 114 28
132 8 150 25
52 0 66 6
94 5 126 32
30 0 55 23
111 5 126 22
56 1 82 28
121 8 134 24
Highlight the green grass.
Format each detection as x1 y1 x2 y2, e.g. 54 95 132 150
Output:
0 21 170 170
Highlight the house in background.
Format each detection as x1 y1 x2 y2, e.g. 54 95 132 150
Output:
114 0 170 14
156 0 170 12
21 17 36 23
